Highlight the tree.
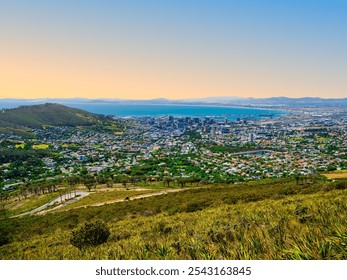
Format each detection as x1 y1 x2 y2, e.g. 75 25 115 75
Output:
141 175 148 187
67 175 80 197
130 176 139 186
163 176 173 188
118 175 130 188
176 177 188 188
106 179 113 188
294 175 300 185
83 175 95 191
96 175 107 185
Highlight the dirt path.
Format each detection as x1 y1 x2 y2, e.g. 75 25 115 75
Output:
13 186 206 217
38 188 189 215
75 188 184 208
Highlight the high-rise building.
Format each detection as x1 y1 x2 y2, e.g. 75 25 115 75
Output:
249 133 254 142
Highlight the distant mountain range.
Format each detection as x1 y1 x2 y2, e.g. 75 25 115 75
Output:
175 96 347 107
1 96 347 108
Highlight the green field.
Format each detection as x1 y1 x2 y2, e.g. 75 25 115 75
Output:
15 143 25 149
32 144 49 149
1 178 346 260
315 137 330 142
289 137 304 141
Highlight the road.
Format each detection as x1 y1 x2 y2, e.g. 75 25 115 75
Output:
12 186 207 217
12 191 89 217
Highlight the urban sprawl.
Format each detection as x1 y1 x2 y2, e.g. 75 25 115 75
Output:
1 107 347 190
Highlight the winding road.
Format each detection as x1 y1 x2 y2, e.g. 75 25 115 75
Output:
12 186 206 217
13 191 90 217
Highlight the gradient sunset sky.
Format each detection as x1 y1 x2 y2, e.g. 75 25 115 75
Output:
0 0 346 100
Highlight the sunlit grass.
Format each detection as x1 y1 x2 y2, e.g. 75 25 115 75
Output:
6 193 60 216
15 143 25 149
315 137 330 142
323 170 347 179
57 188 158 211
32 144 49 149
1 178 346 260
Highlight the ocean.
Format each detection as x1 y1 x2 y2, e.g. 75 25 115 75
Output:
0 101 284 120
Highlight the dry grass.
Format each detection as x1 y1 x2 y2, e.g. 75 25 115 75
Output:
1 178 346 260
323 171 347 179
56 188 158 211
1 189 346 260
5 193 60 216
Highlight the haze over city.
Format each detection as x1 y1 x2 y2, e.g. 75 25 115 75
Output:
0 0 346 100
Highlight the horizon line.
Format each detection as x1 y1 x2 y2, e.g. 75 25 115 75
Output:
1 96 347 101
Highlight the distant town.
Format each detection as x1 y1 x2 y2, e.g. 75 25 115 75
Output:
1 104 346 191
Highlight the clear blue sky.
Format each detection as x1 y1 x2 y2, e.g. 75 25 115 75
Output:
0 0 346 99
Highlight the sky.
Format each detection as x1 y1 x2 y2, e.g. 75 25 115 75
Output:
0 0 346 100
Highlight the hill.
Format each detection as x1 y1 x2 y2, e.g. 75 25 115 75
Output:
0 178 346 259
0 103 121 136
0 103 108 129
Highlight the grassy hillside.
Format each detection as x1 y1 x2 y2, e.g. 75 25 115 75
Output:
0 178 346 259
0 103 117 132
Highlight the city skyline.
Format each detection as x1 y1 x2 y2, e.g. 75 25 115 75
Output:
1 0 346 100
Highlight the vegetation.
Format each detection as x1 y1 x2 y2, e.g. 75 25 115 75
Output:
206 142 259 154
0 103 97 129
0 142 51 165
70 221 110 249
32 144 49 150
57 188 157 211
6 192 60 217
0 103 124 134
323 170 347 179
0 227 10 246
0 178 346 259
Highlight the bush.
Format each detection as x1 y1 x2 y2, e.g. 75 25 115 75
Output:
185 201 209 212
70 221 110 249
0 227 10 246
242 193 263 202
166 206 180 215
222 195 238 205
280 187 296 196
334 180 347 190
153 221 172 235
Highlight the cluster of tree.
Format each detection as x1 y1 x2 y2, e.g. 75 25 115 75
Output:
163 176 200 188
184 131 202 141
2 178 62 203
0 146 50 164
294 174 318 185
206 142 260 154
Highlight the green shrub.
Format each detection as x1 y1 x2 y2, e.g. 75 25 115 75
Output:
0 228 10 246
154 221 172 235
334 180 347 190
242 193 263 202
280 187 296 196
166 206 180 215
70 221 110 249
185 201 209 212
222 195 238 205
